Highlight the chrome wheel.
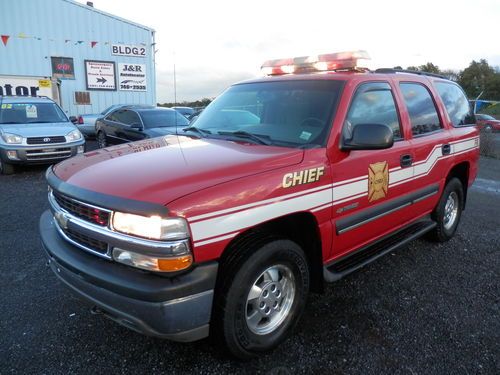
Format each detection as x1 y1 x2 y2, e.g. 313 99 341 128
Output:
443 191 459 230
245 264 296 335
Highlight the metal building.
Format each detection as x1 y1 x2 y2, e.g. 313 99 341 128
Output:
0 0 156 116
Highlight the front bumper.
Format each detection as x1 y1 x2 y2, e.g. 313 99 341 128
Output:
0 139 85 165
40 210 218 342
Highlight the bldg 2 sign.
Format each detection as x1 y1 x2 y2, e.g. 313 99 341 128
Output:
111 44 147 58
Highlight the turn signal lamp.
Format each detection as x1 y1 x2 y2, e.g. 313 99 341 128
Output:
261 50 370 76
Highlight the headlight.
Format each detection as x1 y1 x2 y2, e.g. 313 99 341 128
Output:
112 212 190 241
66 129 82 142
2 133 23 144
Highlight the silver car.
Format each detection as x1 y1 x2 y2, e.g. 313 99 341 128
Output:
0 96 85 175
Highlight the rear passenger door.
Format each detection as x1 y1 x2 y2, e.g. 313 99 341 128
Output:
396 81 452 215
331 81 417 258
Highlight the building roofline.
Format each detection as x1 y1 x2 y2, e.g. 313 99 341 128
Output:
63 0 155 32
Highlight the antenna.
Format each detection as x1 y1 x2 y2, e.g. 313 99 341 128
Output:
173 51 177 106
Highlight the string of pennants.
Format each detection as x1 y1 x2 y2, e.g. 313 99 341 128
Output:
1 33 148 47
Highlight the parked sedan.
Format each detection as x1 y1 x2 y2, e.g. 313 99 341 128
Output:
95 106 190 148
476 113 500 132
76 104 126 137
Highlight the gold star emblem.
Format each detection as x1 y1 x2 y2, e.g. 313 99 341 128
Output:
368 161 389 202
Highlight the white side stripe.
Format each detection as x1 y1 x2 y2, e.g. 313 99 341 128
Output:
191 136 478 244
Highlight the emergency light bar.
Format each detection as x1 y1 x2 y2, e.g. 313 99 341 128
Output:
261 50 370 76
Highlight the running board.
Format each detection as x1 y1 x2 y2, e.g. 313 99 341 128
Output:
323 220 437 282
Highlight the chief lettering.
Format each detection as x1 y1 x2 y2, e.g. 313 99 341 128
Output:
282 167 325 188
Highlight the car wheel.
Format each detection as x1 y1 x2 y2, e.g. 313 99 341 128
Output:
213 235 310 359
429 178 464 242
0 159 15 175
97 131 107 148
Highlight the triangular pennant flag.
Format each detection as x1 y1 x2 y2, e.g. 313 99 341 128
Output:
18 32 29 39
65 39 70 43
75 40 83 45
91 41 97 48
1 35 10 46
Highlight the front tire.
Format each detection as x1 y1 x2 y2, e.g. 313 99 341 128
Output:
214 236 310 359
97 131 107 148
429 178 464 242
0 159 15 175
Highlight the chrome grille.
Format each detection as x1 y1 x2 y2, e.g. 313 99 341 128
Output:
53 191 110 226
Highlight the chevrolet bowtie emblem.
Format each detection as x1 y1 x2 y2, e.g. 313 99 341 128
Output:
368 161 389 202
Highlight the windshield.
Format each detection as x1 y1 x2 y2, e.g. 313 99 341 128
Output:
190 80 344 148
0 102 68 124
139 109 190 128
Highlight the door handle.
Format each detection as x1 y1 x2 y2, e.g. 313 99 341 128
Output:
400 154 413 168
442 144 451 155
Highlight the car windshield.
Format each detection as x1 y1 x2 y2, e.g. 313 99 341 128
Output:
190 80 344 148
139 109 190 128
0 102 68 124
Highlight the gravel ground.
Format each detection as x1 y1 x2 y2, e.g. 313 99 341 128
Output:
0 142 499 374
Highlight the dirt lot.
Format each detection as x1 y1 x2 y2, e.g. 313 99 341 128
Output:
0 143 499 374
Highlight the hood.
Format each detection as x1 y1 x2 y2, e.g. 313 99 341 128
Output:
53 135 304 206
0 122 77 137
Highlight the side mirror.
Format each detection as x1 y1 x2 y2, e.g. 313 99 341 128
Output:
69 116 78 125
130 123 143 130
341 123 394 151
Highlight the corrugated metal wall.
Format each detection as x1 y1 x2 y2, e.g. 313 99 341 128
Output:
0 0 156 116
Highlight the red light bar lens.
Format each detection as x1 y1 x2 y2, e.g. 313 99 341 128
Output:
261 50 370 76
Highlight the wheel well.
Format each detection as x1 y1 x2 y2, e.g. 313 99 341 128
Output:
219 213 324 293
446 162 469 206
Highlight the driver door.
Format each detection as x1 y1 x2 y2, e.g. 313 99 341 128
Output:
330 81 416 259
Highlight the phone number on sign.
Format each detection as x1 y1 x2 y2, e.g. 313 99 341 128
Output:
120 85 146 90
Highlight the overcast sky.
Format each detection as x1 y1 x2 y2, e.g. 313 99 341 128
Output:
79 0 500 103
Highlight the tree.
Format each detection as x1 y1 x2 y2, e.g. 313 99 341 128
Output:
418 62 441 74
458 59 497 99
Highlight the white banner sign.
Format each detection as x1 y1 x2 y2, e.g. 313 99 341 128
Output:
85 60 116 91
112 44 147 58
118 63 147 91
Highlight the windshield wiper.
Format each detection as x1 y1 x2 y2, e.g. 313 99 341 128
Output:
182 126 212 137
0 122 23 124
217 130 272 145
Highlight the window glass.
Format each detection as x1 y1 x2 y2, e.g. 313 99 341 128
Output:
139 109 189 128
344 82 402 140
113 110 140 125
434 82 475 126
193 80 344 147
0 102 68 124
400 83 441 136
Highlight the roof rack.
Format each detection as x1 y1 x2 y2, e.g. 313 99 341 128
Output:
375 68 447 80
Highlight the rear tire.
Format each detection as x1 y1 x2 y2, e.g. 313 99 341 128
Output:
429 178 464 242
213 236 310 359
97 131 107 148
0 159 15 175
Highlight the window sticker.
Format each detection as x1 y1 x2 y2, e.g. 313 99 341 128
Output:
300 131 312 141
26 105 38 118
1 104 12 109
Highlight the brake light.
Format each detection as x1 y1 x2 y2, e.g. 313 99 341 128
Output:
78 116 84 124
261 50 370 76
